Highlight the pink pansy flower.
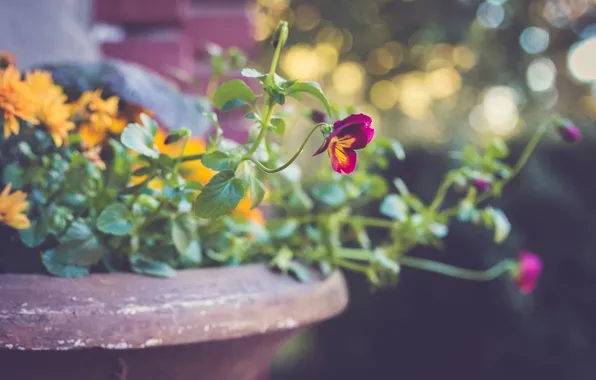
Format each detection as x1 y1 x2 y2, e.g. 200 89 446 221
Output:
513 251 543 294
313 113 374 174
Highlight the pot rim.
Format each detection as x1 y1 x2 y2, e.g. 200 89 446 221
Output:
0 264 348 351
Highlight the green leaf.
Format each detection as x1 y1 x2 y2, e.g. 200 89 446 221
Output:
201 151 233 171
367 175 388 198
3 164 23 189
121 123 159 158
374 249 399 274
53 220 108 266
241 68 266 79
164 128 190 145
97 203 133 236
380 194 408 221
490 208 511 243
390 140 406 160
457 200 476 222
178 240 202 268
288 261 310 283
462 146 481 165
269 219 299 239
221 98 250 113
194 170 246 219
270 118 286 135
287 81 332 115
311 182 347 207
429 223 448 238
269 246 293 272
130 254 176 278
132 166 153 177
393 178 409 195
42 250 90 278
172 213 198 255
139 113 159 137
19 218 49 248
108 139 133 188
213 79 257 111
247 175 266 209
487 138 509 159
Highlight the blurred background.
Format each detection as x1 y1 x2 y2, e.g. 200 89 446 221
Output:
2 0 596 379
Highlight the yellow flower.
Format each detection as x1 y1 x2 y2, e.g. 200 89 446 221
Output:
232 197 265 225
0 183 31 230
0 66 39 138
25 70 74 147
72 90 119 146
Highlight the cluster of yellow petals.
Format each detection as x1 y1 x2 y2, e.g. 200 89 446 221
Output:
72 89 120 147
0 183 30 230
0 66 39 138
25 70 75 147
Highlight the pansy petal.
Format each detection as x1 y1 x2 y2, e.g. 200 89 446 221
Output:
333 113 372 131
330 142 357 174
313 138 331 156
337 123 375 150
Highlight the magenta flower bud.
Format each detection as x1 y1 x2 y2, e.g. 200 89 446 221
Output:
557 122 581 143
472 178 490 193
311 110 326 124
512 251 543 294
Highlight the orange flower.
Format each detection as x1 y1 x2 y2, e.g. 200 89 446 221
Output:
82 144 107 171
232 197 265 225
154 128 216 185
0 183 31 230
72 90 119 146
0 66 39 138
25 70 74 147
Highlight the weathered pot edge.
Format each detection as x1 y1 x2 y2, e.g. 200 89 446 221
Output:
0 264 348 351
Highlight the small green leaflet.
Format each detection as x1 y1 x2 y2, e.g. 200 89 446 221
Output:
96 203 133 236
194 170 246 219
121 123 159 158
213 80 256 111
286 81 332 116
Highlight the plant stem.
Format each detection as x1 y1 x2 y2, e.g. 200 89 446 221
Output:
174 136 190 175
441 124 548 217
243 21 288 159
399 256 514 281
429 174 454 212
242 123 322 174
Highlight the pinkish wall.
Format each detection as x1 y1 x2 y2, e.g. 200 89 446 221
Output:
95 0 257 140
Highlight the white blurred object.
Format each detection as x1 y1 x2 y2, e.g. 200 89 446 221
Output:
0 0 99 69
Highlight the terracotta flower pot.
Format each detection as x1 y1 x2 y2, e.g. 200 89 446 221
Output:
0 264 348 380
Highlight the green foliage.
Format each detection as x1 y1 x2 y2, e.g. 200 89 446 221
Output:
121 123 159 158
96 203 133 236
213 80 256 111
0 20 557 289
194 170 246 219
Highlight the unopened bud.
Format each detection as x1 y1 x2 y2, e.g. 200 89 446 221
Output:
472 178 490 193
557 121 581 143
310 110 326 124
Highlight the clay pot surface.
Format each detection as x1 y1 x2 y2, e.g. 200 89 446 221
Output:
0 264 348 380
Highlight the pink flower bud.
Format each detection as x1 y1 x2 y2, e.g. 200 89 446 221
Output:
557 121 581 143
472 178 490 193
311 110 326 124
513 251 543 294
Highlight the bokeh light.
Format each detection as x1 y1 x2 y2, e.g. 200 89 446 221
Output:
426 67 462 99
526 58 557 92
520 27 550 54
477 2 505 29
332 62 365 95
294 4 321 31
568 37 596 82
370 80 399 110
482 86 519 135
